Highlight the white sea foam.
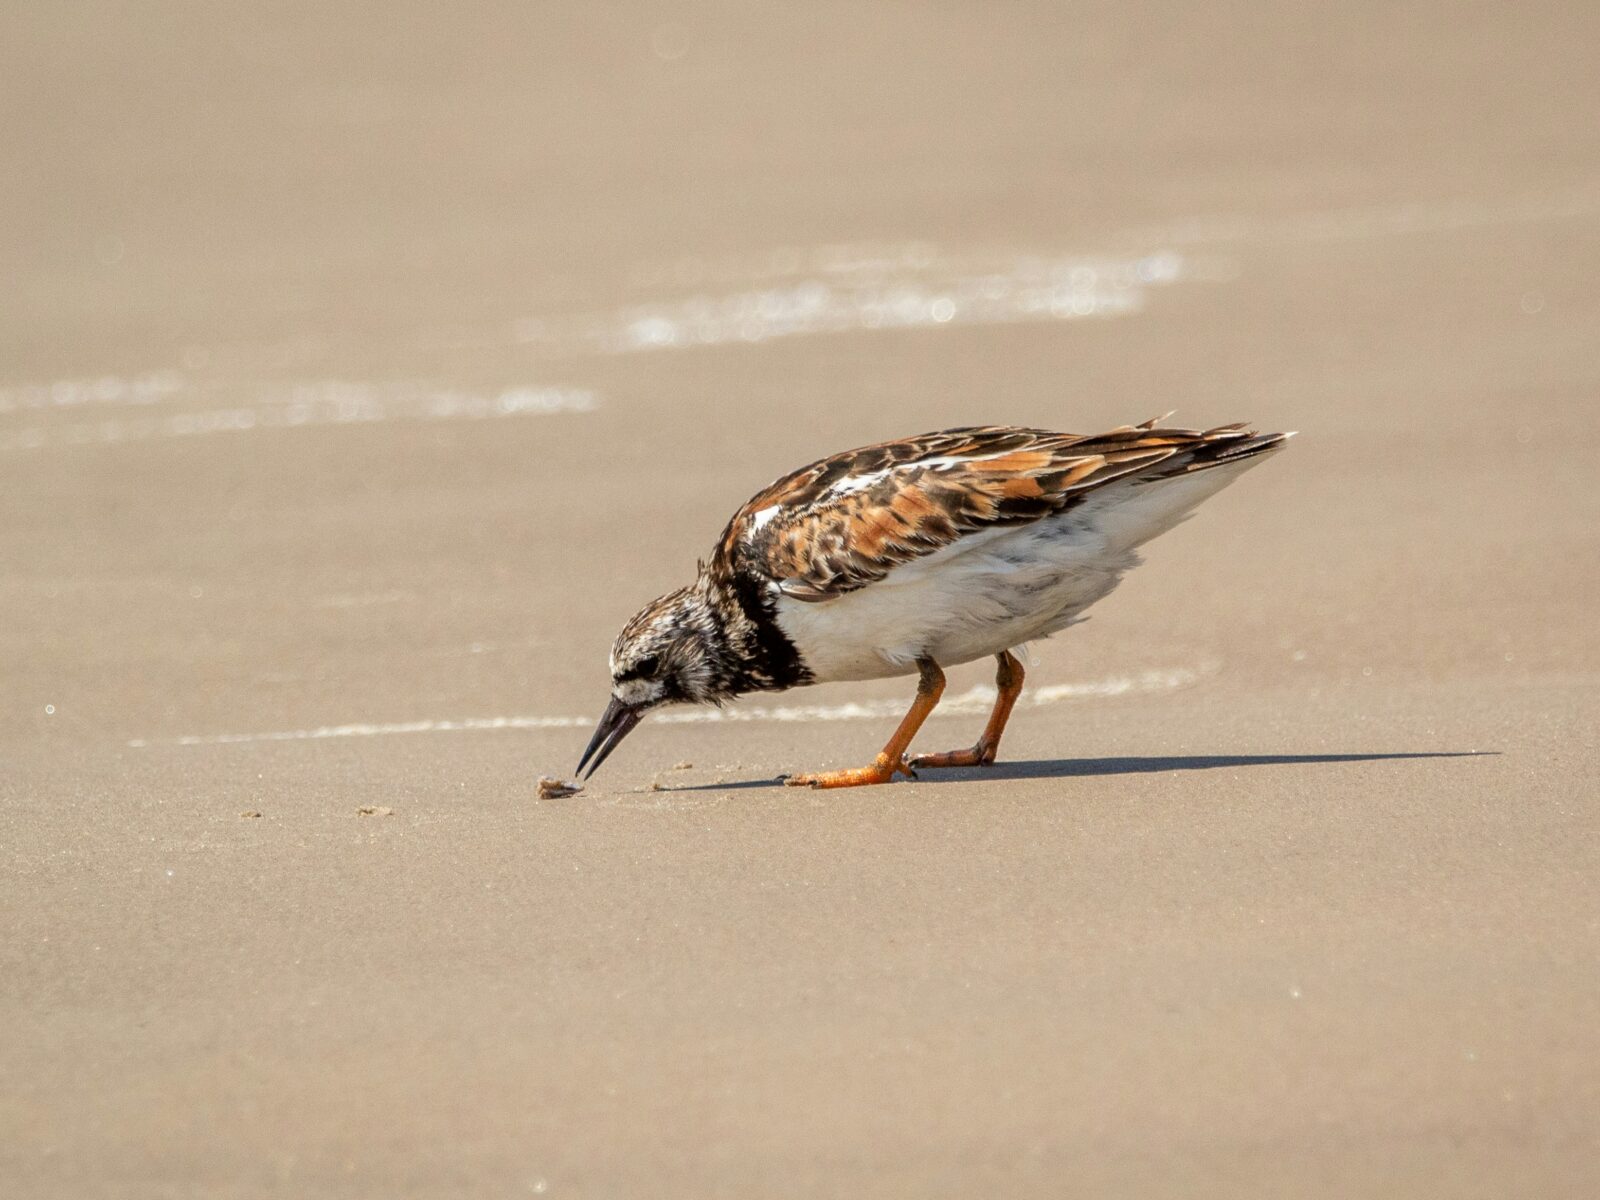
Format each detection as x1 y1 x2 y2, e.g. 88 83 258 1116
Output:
125 664 1215 748
1136 181 1600 249
0 378 598 452
509 247 1186 356
0 371 184 413
519 186 1600 359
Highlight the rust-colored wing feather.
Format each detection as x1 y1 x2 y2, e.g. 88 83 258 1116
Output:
711 418 1284 601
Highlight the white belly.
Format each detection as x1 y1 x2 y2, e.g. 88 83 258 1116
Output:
772 457 1259 682
774 515 1136 681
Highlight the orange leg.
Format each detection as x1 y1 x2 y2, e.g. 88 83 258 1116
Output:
907 650 1025 770
785 659 946 789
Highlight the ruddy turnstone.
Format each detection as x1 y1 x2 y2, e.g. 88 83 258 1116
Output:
577 417 1288 788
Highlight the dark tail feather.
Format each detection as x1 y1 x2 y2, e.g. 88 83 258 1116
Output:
1149 426 1294 477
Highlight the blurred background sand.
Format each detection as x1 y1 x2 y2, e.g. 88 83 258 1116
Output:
3 3 1599 1196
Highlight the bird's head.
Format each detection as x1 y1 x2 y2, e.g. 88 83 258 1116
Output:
576 584 722 779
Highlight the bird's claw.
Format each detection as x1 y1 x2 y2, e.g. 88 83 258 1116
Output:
781 755 916 788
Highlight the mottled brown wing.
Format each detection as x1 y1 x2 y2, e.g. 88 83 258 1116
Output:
712 418 1275 601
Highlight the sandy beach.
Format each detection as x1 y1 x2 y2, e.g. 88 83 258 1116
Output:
4 3 1599 1195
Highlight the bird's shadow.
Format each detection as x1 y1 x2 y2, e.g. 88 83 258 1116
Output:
671 751 1496 792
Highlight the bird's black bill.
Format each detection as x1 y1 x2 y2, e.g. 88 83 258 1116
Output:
576 698 643 779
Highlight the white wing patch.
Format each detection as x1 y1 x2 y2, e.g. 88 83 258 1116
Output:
822 449 1026 500
746 504 782 537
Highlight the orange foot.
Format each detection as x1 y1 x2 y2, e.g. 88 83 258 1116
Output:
783 755 916 789
906 743 997 771
907 651 1024 772
785 658 946 789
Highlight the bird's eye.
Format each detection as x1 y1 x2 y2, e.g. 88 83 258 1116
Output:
619 654 660 682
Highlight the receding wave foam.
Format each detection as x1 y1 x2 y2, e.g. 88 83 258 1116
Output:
1134 181 1600 248
125 664 1215 748
0 371 185 413
508 247 1186 356
0 378 597 452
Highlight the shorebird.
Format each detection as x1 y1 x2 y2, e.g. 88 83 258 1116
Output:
577 417 1288 788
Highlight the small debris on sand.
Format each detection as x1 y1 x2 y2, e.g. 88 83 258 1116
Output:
672 761 693 770
357 805 393 817
239 810 262 819
538 777 582 799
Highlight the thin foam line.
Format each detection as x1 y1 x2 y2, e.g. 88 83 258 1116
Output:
507 250 1185 357
1134 182 1600 249
0 382 598 452
125 664 1216 748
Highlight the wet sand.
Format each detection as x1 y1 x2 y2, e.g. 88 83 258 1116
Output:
4 3 1599 1196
